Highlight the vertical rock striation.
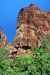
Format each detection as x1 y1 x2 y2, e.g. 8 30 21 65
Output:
13 4 50 49
6 4 50 58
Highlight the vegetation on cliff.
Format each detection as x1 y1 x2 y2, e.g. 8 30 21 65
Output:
0 38 50 75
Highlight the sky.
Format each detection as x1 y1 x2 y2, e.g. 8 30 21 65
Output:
0 0 50 42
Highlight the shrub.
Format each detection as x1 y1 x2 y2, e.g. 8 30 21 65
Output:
12 54 34 75
0 47 12 75
0 51 50 75
11 51 50 75
32 49 50 75
40 38 50 52
31 38 50 75
0 38 50 75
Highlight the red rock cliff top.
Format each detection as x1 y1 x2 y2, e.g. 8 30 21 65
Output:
17 4 50 28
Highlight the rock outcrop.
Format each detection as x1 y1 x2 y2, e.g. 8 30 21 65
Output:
13 4 50 49
0 31 6 47
7 4 50 58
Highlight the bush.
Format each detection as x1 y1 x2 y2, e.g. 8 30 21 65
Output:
0 52 50 75
31 38 50 75
0 38 50 75
11 51 50 75
12 54 34 75
32 49 50 75
0 47 12 75
40 38 50 52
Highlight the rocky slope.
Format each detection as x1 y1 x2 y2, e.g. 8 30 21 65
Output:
6 4 50 58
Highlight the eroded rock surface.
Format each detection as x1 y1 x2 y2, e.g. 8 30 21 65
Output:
7 4 50 58
13 4 50 48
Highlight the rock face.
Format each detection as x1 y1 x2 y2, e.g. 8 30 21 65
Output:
0 31 6 47
13 4 50 49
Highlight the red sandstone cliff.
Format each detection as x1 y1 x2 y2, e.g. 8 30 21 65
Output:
13 4 50 48
6 4 50 58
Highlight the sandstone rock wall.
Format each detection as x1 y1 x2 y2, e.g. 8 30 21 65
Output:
7 4 50 58
13 4 50 48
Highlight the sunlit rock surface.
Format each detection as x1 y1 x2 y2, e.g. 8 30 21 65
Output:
6 4 50 58
13 4 50 48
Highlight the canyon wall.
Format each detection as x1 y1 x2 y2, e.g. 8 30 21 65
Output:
13 4 50 48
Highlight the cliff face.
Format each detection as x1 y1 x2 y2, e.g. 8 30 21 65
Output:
0 31 6 47
1 4 50 58
6 4 50 58
13 4 50 48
